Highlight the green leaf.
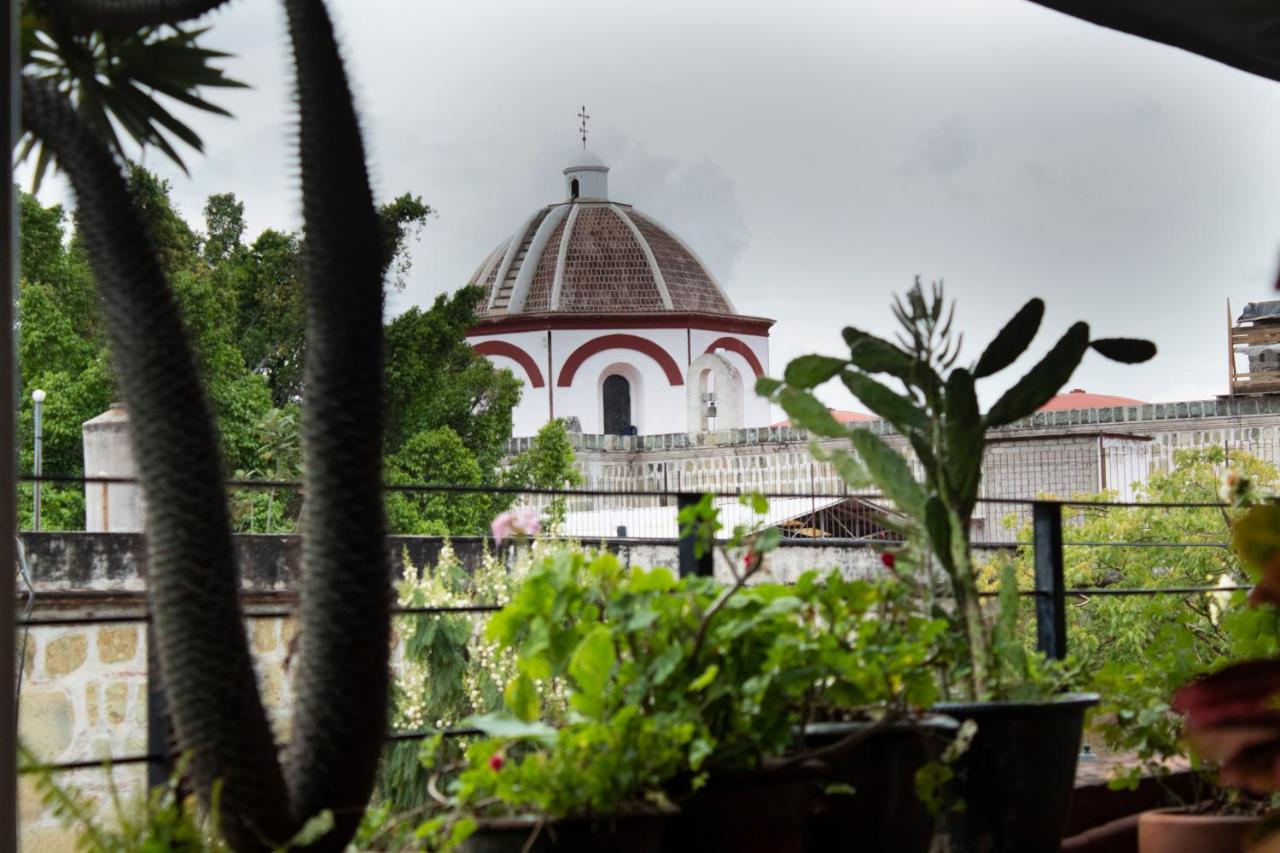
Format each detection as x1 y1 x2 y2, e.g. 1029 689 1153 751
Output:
285 810 334 848
1090 338 1156 364
973 298 1044 378
943 368 982 514
811 444 872 490
843 327 915 378
463 712 557 741
503 673 541 722
784 355 847 389
849 429 924 517
690 664 719 691
650 644 684 685
568 626 616 701
755 376 783 396
451 818 479 846
778 388 847 437
924 497 953 571
984 322 1091 428
841 370 927 433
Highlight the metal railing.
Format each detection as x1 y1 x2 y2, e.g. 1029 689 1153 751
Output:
13 477 1251 791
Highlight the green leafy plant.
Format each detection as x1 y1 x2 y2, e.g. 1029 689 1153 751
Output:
404 498 948 848
759 279 1155 700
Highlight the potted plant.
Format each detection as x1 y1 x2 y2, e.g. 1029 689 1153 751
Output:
415 537 820 851
783 567 958 853
760 279 1156 851
414 499 951 852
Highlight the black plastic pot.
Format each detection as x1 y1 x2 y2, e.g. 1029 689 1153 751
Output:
461 810 671 853
803 715 958 853
935 692 1099 853
662 758 824 853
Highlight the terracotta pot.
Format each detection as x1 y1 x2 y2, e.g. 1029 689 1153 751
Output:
803 715 957 853
934 692 1098 853
462 810 671 853
1138 806 1262 853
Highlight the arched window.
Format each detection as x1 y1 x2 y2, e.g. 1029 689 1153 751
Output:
602 374 631 434
571 178 580 200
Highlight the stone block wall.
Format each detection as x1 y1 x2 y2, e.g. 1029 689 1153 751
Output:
16 616 299 852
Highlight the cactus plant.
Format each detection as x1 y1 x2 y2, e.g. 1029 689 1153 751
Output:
760 279 1155 699
22 1 388 849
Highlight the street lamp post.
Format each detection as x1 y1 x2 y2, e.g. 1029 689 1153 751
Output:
32 388 45 531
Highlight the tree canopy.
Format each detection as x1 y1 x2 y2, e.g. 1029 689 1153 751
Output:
16 166 568 534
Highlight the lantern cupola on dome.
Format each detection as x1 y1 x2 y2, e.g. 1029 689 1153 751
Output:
564 148 608 200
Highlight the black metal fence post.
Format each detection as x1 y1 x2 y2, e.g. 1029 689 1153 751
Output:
145 627 175 790
676 493 714 578
1032 501 1067 659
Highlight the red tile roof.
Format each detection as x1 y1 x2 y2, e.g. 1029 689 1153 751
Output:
1038 389 1145 412
772 408 876 428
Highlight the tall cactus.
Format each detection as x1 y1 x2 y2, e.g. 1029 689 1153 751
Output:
21 1 389 849
762 280 1155 698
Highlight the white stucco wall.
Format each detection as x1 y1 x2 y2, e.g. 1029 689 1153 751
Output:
469 325 772 437
690 330 772 427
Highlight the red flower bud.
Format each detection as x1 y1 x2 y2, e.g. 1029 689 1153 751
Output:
489 753 505 772
880 551 896 569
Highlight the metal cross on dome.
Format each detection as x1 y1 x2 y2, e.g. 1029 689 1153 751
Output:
578 105 590 148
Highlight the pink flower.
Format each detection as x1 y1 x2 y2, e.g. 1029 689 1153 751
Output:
489 753 505 772
491 506 542 545
881 551 896 569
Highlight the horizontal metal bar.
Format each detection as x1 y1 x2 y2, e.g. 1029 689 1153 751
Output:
19 753 160 773
28 726 498 773
1065 586 1252 596
1061 541 1229 549
18 603 505 628
9 474 1242 509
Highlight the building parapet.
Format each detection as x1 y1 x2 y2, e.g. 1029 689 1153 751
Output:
508 397 1280 453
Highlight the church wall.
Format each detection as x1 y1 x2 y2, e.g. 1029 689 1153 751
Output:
466 328 552 437
548 326 689 434
689 329 772 428
471 326 775 436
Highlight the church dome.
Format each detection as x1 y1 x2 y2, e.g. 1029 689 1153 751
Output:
468 153 735 319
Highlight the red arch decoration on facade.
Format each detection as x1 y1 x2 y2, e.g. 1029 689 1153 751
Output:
557 334 684 387
471 340 545 388
704 337 764 378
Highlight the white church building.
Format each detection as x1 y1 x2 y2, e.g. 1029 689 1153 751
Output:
465 151 774 437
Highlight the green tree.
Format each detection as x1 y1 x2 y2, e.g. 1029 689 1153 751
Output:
385 427 490 536
998 448 1280 788
504 419 583 529
384 287 521 467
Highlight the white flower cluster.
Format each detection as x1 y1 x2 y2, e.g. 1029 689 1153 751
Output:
390 540 569 731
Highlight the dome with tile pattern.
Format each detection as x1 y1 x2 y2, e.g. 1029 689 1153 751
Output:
468 152 736 318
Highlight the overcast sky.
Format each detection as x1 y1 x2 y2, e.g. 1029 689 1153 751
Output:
28 0 1280 412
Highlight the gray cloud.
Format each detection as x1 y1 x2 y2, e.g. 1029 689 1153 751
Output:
18 0 1280 412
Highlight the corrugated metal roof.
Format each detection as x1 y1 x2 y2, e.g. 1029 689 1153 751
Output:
560 495 849 540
